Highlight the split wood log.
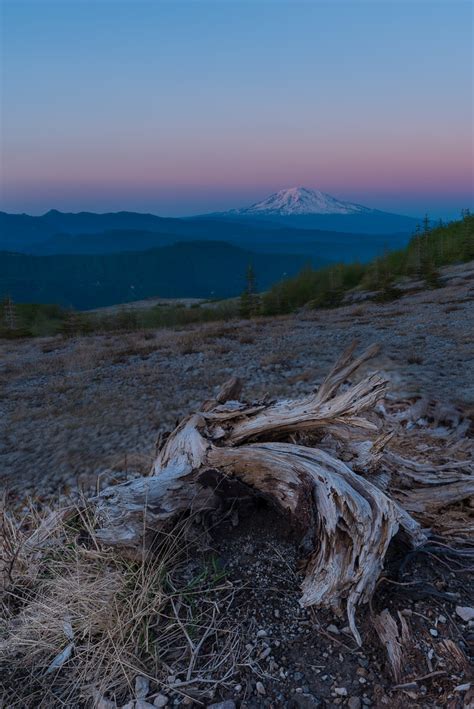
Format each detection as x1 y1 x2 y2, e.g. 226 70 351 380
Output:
94 343 431 645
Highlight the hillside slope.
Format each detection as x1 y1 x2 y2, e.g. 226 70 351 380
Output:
0 240 307 309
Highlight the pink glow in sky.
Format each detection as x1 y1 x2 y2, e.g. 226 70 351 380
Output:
1 1 472 218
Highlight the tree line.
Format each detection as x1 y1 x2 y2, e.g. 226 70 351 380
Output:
1 211 472 338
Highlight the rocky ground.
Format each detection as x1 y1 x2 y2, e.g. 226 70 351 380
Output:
1 261 473 499
1 262 473 708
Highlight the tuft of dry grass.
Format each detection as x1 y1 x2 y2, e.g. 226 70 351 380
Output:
1 501 242 707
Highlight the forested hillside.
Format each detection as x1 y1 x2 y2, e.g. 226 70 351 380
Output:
0 240 306 309
262 213 474 313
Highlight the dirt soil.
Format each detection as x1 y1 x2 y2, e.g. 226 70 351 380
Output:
1 262 473 708
188 500 473 709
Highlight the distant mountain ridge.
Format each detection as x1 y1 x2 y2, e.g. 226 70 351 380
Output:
0 208 413 261
0 197 419 308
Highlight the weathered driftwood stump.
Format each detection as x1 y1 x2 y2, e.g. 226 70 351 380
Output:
92 343 437 644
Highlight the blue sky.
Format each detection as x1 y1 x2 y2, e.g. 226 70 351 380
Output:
1 0 472 217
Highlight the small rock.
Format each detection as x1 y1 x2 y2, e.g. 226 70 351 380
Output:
438 614 447 624
256 629 268 638
135 676 149 699
327 624 340 635
233 685 242 693
334 688 348 697
274 609 280 618
135 703 155 709
456 606 474 622
294 672 304 681
153 696 168 708
207 702 235 709
429 628 438 637
181 699 193 707
454 683 471 692
358 677 367 684
121 703 134 709
348 699 362 709
256 681 266 696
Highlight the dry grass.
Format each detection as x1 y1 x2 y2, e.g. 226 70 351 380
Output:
1 502 243 708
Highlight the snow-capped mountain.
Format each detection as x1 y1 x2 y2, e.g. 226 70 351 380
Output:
227 187 374 216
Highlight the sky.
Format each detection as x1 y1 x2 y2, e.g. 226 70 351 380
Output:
0 0 473 218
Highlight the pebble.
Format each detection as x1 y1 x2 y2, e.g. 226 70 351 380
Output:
456 606 474 622
135 676 149 699
207 703 236 709
429 628 438 637
348 699 362 709
327 624 340 635
135 702 155 709
334 687 348 697
256 681 266 696
153 696 169 708
256 629 268 638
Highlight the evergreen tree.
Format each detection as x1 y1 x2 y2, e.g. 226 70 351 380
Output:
1 296 30 338
410 223 423 276
374 252 402 302
239 263 260 318
418 214 441 288
460 209 474 260
3 295 17 331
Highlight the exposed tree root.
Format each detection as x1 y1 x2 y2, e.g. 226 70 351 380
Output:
92 343 433 644
19 342 470 647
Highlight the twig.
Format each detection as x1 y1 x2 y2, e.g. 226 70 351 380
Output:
393 670 447 689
